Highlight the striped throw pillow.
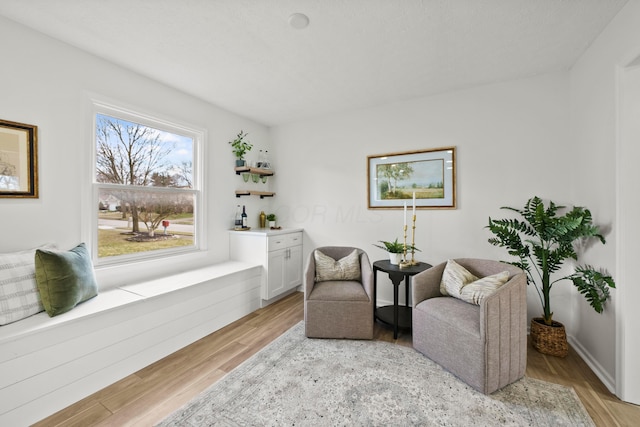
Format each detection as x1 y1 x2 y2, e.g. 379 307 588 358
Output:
0 244 55 325
459 271 511 305
440 259 478 297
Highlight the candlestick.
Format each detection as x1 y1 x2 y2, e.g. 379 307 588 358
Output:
410 214 417 265
399 224 410 269
403 201 407 228
412 192 416 216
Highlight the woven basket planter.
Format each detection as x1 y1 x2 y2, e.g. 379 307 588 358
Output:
530 317 569 357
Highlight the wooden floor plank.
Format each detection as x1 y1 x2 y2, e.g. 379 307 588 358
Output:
125 369 229 427
35 291 640 427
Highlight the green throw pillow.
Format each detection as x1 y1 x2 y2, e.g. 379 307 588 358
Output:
35 243 98 317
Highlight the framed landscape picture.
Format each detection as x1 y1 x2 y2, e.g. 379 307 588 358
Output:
0 119 38 198
367 147 456 209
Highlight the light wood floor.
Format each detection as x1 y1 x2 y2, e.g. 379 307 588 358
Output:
34 291 639 427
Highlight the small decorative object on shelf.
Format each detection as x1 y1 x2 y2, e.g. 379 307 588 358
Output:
262 150 271 169
257 149 265 168
229 130 252 167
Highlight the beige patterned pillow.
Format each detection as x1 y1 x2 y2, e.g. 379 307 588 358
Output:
314 249 361 282
458 271 510 305
440 259 478 297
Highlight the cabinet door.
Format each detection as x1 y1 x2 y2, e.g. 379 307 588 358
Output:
266 249 286 300
285 245 303 290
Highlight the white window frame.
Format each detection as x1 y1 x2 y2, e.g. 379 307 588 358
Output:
86 97 206 266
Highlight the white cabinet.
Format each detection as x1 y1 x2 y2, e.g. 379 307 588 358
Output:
229 229 303 303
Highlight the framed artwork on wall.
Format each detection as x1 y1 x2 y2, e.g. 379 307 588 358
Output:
0 119 38 198
367 147 456 209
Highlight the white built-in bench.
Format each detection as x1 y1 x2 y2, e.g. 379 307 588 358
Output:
0 261 262 426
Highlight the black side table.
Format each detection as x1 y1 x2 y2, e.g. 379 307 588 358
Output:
373 260 432 339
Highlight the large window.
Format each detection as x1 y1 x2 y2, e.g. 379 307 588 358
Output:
92 103 202 263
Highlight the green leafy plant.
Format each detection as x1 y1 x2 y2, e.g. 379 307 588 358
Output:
228 130 252 160
266 213 276 221
373 238 420 254
487 196 615 326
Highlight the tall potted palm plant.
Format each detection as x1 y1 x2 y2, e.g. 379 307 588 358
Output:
487 196 615 357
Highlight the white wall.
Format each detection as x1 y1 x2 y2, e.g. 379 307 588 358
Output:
0 16 273 289
570 0 640 403
2 4 636 402
271 72 574 323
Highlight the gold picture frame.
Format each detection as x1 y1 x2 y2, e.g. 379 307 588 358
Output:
0 119 38 198
367 147 456 209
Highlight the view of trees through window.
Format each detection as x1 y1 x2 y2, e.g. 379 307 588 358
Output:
95 113 197 259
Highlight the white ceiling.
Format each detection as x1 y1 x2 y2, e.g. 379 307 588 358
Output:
0 0 629 126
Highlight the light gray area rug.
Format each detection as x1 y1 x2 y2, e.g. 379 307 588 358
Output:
157 322 594 426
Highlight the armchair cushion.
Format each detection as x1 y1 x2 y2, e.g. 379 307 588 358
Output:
307 280 370 302
314 249 361 282
417 297 481 338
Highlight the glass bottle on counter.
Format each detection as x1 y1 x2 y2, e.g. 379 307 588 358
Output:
235 205 242 228
241 205 248 228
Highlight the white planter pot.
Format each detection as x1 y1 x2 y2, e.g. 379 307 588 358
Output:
388 253 402 265
268 220 276 228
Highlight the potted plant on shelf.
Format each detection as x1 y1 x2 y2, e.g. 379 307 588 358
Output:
487 196 616 357
266 213 276 228
228 130 252 167
373 239 419 265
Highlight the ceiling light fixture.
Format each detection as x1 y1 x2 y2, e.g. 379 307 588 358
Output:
288 13 309 29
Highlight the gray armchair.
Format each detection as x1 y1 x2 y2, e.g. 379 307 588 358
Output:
412 258 527 394
304 247 374 339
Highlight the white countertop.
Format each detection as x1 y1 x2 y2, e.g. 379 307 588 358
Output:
229 227 303 236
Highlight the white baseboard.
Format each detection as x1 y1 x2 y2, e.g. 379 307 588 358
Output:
567 334 616 394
